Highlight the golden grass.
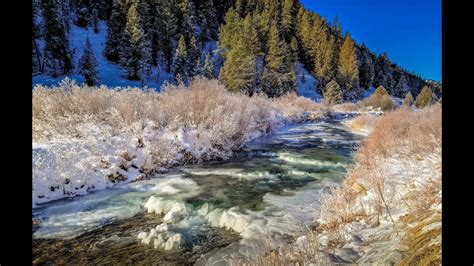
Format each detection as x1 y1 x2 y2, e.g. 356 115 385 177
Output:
347 113 379 131
399 213 441 266
332 102 361 112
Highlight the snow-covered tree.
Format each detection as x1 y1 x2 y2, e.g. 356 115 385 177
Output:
199 0 219 41
202 52 215 79
172 35 190 83
104 0 127 61
78 36 99 86
41 0 73 76
92 8 99 33
188 35 200 77
179 0 197 42
156 0 179 71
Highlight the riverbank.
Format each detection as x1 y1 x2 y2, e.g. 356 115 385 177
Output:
256 105 441 264
33 78 328 206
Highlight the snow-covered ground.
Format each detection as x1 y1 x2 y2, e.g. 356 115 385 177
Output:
295 62 322 102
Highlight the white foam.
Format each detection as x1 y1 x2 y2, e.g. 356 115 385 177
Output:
184 168 278 181
145 196 190 216
276 152 348 168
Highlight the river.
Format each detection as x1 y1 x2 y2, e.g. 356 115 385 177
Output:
32 118 362 265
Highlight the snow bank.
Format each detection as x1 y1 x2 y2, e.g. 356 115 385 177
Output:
295 62 322 102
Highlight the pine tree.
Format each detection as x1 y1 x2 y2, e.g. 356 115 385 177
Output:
199 0 219 41
59 0 72 33
203 52 215 79
41 0 73 77
374 85 389 97
157 0 179 71
104 0 127 61
403 91 414 106
290 37 298 65
281 0 296 42
120 3 151 80
367 85 394 110
415 86 434 108
358 47 375 89
32 1 42 73
337 33 359 97
172 35 190 83
314 29 336 91
78 36 99 86
323 80 343 105
261 25 296 97
218 7 241 60
92 8 99 33
188 35 200 77
220 33 257 94
243 14 261 56
253 7 271 55
394 74 410 97
179 0 197 42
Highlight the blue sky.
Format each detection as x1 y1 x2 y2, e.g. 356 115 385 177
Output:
300 0 441 81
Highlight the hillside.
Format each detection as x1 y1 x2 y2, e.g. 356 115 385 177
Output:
32 0 440 100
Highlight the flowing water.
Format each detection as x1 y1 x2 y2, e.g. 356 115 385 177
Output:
32 119 363 265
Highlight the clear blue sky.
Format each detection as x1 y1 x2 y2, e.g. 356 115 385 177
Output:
300 0 441 81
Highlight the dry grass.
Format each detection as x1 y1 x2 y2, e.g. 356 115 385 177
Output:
399 213 441 266
332 102 362 112
347 113 380 131
356 105 441 161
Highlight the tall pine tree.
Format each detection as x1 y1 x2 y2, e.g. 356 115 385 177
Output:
41 0 73 77
202 52 215 79
104 0 127 61
337 33 359 98
261 25 296 97
179 0 197 42
358 46 375 89
172 35 190 83
188 35 200 77
220 32 258 94
199 0 219 41
156 0 179 72
78 36 99 86
120 3 151 80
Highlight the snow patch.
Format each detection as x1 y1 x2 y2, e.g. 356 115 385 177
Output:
296 63 322 102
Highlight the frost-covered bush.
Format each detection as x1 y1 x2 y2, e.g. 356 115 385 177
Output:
33 77 324 204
